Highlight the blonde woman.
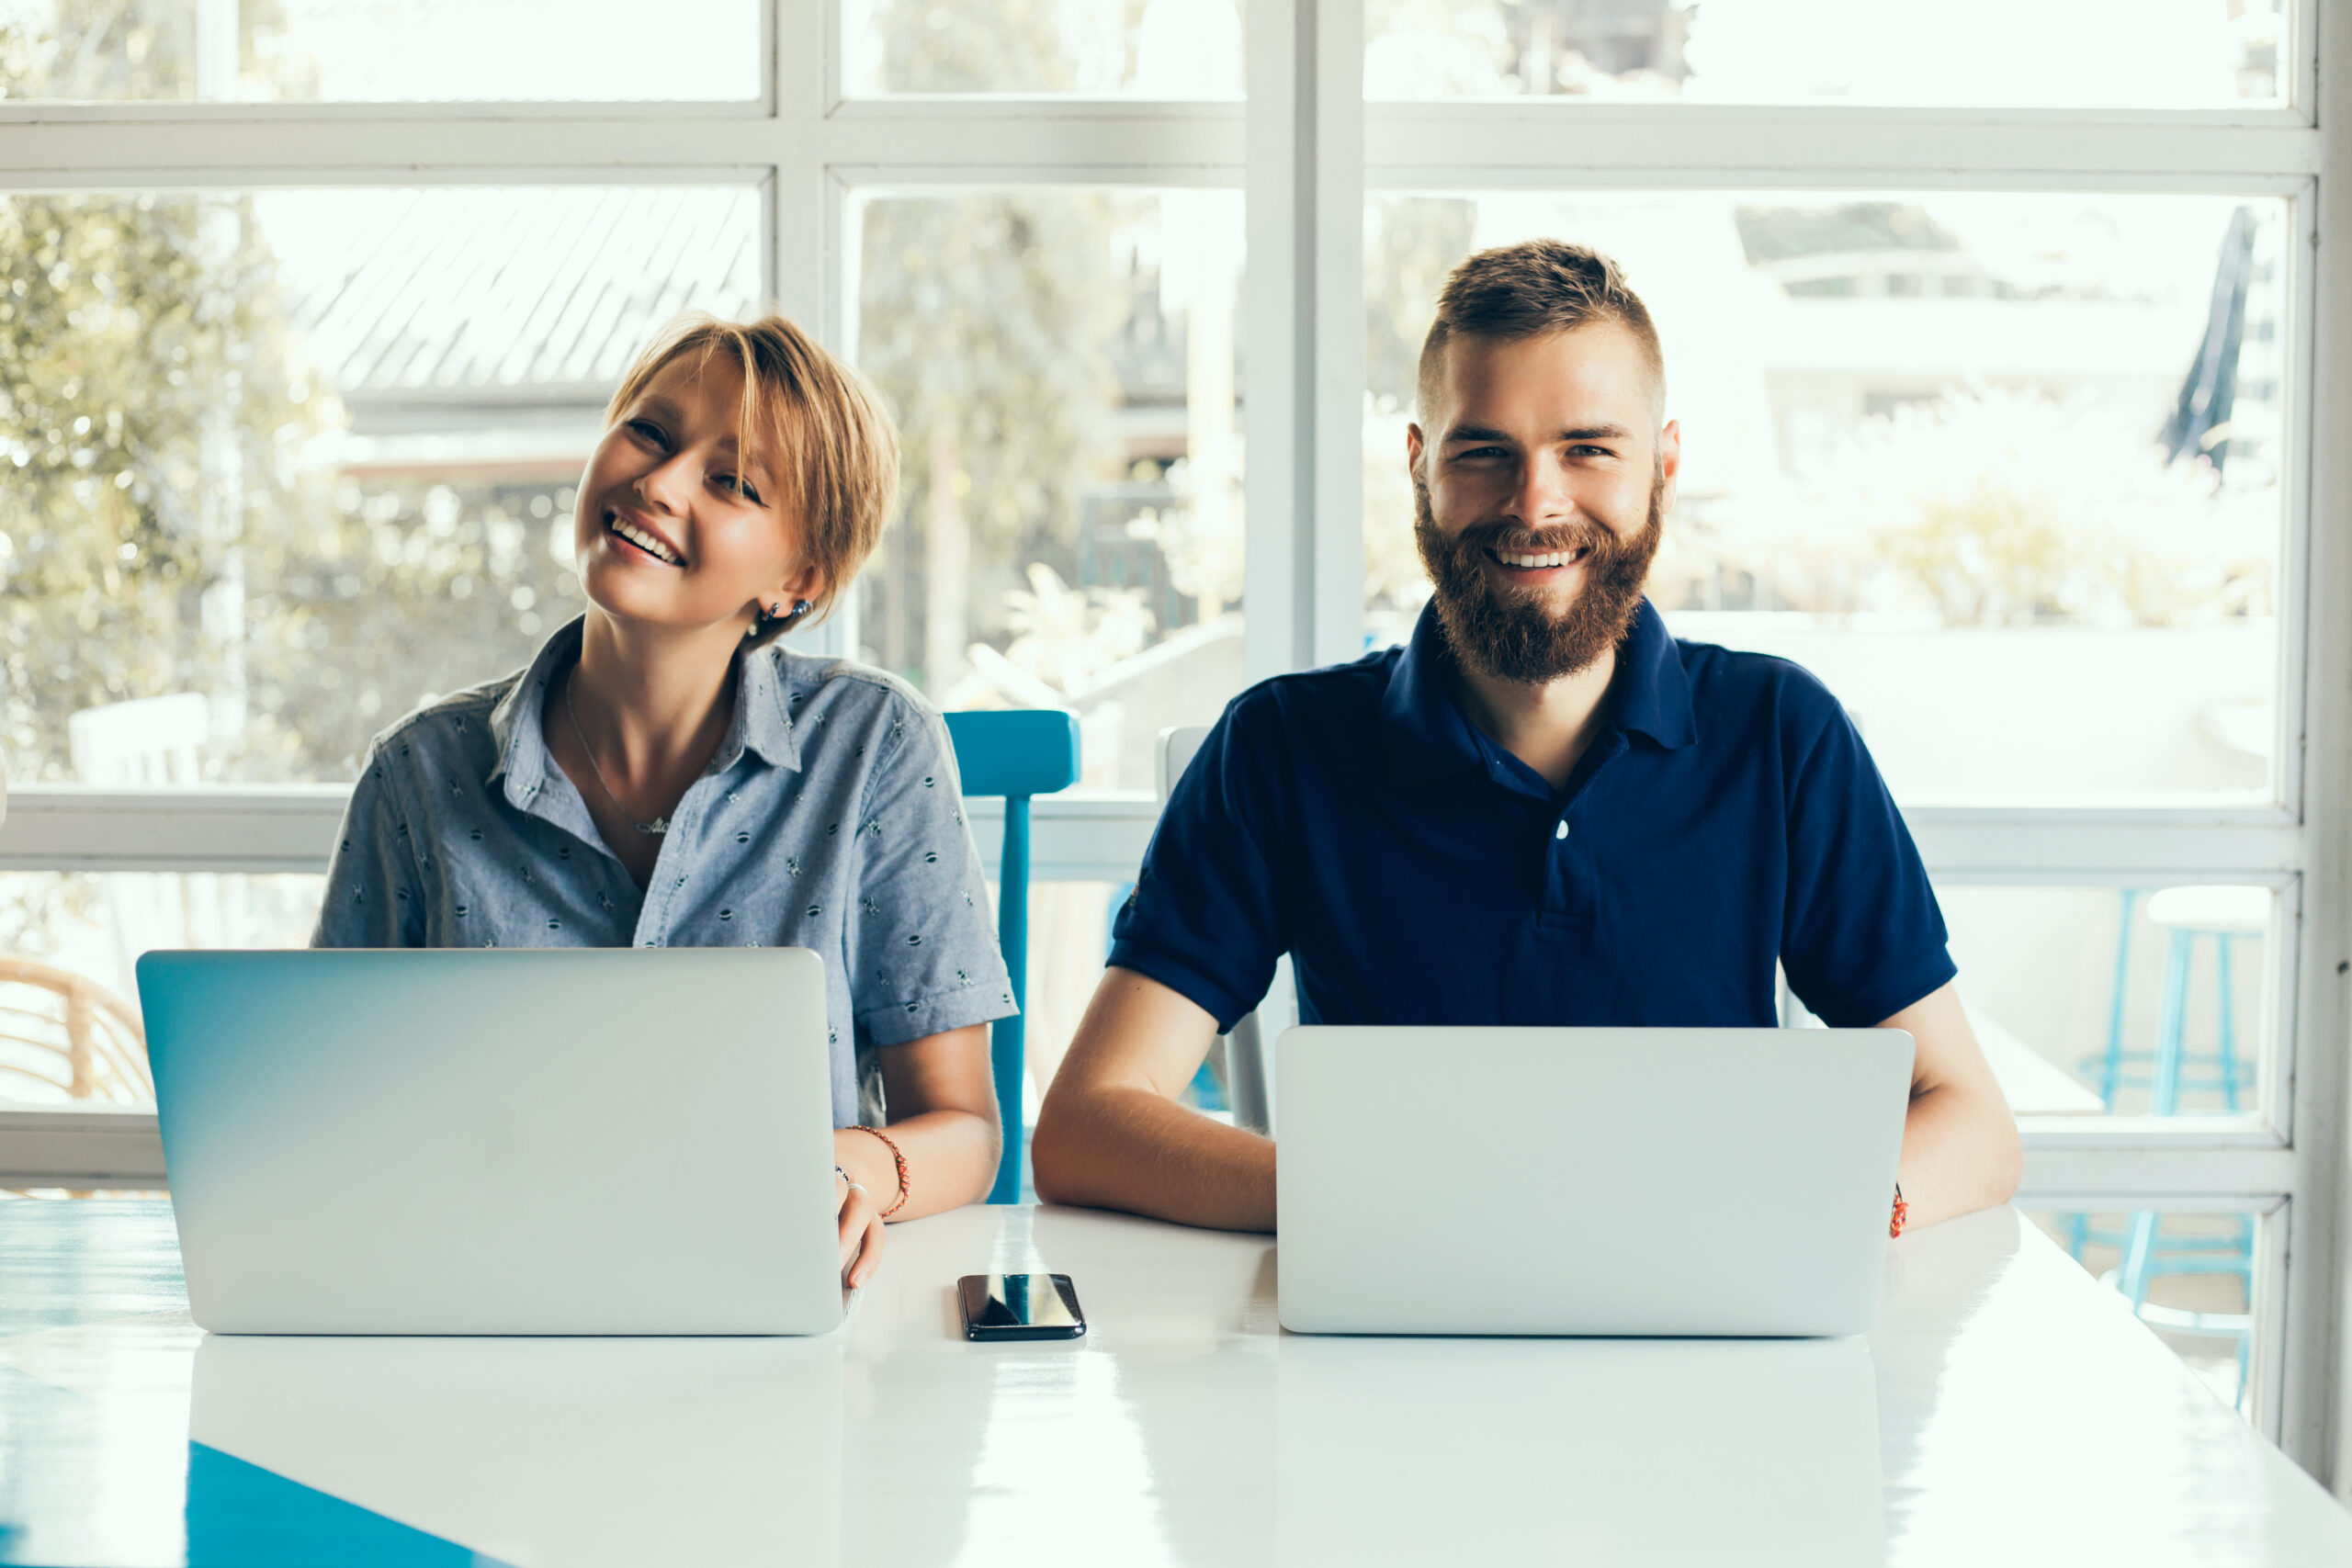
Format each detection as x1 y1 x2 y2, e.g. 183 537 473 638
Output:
315 314 1012 1286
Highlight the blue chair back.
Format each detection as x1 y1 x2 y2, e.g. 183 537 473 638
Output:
943 708 1082 1203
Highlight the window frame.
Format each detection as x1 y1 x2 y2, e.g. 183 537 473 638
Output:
0 0 2345 1491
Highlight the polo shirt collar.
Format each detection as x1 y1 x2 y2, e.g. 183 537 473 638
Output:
1612 597 1697 750
1381 594 1695 784
486 617 803 809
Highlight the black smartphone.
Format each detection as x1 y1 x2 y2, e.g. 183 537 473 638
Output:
957 1272 1087 1341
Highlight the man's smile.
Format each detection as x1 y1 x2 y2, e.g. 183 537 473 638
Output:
1482 543 1592 581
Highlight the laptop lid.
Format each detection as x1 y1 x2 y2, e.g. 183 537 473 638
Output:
140 948 844 1336
1273 1026 1914 1337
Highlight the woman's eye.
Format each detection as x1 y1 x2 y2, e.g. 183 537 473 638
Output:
719 475 763 505
627 418 666 446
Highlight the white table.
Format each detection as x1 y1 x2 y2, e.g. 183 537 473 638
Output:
3 1200 2348 1565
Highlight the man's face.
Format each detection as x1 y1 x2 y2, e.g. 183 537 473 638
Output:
1406 322 1679 684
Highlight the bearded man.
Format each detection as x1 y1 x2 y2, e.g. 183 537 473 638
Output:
1031 239 2021 1235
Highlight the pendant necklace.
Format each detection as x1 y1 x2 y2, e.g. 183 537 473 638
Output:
562 670 671 836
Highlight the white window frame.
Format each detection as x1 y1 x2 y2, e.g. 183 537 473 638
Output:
0 0 2346 1492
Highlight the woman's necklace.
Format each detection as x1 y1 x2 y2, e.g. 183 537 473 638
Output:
562 670 671 836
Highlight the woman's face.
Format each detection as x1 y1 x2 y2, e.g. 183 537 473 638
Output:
572 353 816 638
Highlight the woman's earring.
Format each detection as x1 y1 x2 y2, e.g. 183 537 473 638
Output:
791 599 812 618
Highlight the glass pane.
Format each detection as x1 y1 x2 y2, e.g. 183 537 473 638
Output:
0 872 324 1108
0 0 759 102
1366 191 2289 805
853 188 1247 791
0 185 762 784
2027 1207 2265 1418
843 0 1243 96
1931 884 2273 1121
1366 0 2284 107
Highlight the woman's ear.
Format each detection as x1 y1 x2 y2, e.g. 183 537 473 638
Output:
768 560 829 621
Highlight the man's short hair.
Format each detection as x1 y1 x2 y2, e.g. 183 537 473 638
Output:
1415 239 1666 428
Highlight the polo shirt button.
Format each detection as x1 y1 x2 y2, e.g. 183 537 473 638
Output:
1555 820 1570 840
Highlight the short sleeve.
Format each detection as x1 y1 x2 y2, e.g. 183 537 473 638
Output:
1778 697 1956 1028
1106 696 1288 1033
844 703 1018 1048
311 748 426 949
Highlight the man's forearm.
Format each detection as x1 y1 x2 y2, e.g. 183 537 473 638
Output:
1896 1081 2023 1231
1031 1084 1277 1232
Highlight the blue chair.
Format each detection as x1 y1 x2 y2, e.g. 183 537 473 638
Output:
943 708 1082 1204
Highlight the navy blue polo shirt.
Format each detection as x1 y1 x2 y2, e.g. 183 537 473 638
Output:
1109 598 1955 1034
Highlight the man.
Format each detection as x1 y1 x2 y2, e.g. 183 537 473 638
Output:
1032 239 2021 1234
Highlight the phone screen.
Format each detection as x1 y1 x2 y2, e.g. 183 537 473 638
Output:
957 1272 1085 1339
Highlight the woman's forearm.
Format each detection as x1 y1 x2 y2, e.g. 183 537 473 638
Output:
836 1108 999 1220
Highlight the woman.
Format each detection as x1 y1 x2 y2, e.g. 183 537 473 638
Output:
313 313 1012 1287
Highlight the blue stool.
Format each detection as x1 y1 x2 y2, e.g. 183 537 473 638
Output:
944 709 1082 1204
2079 886 2262 1113
2070 885 2266 1406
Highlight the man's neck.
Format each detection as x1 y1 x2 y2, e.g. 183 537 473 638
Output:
1448 647 1618 794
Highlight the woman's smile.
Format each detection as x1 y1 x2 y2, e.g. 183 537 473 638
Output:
604 503 687 568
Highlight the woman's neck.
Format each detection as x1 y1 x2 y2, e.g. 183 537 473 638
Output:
567 611 742 784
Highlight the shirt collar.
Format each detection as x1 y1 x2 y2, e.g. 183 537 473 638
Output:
485 617 803 809
1380 594 1695 785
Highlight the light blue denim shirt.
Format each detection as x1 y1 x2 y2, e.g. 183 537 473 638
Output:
311 616 1015 1125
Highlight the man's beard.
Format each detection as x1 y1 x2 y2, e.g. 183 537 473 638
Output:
1411 474 1664 685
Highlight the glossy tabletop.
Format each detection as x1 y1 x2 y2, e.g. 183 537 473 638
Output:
2 1200 2348 1566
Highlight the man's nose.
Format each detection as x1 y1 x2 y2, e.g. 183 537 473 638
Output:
1503 454 1573 528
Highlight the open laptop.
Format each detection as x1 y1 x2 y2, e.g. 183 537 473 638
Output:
1274 1026 1914 1337
139 948 845 1336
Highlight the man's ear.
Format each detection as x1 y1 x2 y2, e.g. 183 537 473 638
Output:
1406 422 1427 481
1655 418 1682 515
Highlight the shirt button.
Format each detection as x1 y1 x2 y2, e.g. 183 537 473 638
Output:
1555 821 1570 840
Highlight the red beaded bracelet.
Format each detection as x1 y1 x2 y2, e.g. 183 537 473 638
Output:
850 1124 910 1219
1889 1184 1908 1239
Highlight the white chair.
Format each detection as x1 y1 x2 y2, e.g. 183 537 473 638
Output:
1155 726 1288 1135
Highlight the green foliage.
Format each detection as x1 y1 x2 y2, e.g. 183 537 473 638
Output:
0 191 311 776
0 187 585 783
0 0 310 100
858 192 1123 570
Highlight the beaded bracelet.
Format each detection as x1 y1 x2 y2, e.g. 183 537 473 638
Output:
849 1124 910 1219
1889 1184 1908 1239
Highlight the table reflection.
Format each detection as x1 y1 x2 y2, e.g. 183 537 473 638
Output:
189 1332 848 1565
1272 1335 1886 1564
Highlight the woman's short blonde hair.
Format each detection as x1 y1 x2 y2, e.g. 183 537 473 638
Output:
604 311 899 647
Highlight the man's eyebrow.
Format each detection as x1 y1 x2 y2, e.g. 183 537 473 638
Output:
1442 423 1634 444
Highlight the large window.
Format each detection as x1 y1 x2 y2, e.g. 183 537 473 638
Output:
1 0 2346 1490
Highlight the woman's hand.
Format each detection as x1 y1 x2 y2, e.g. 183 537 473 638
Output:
837 1168 885 1288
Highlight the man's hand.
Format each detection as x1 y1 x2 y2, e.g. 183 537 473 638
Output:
1032 966 1278 1231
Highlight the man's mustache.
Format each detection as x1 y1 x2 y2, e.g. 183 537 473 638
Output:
1449 520 1619 558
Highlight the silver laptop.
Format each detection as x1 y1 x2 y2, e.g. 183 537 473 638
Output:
140 948 845 1336
1275 1026 1914 1337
